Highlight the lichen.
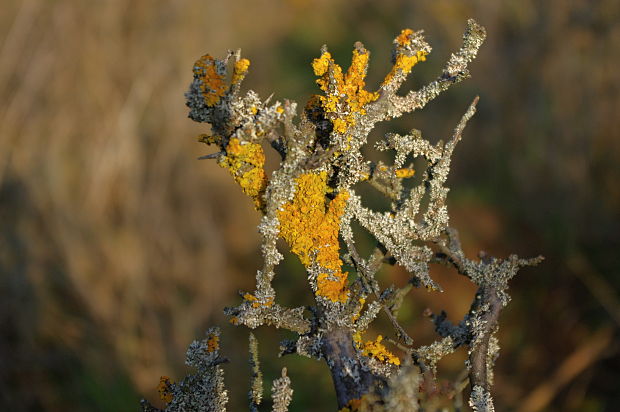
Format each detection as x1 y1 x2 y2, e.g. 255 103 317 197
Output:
144 18 542 412
277 172 350 303
395 168 415 178
311 47 379 136
248 333 263 411
218 138 267 210
381 50 428 86
207 333 219 353
271 368 293 412
380 28 430 88
243 293 274 308
469 385 495 412
157 376 174 404
396 29 415 46
142 327 228 412
192 54 228 106
338 397 362 412
356 334 401 365
232 58 251 85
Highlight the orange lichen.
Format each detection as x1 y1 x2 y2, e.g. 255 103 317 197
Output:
316 272 349 303
338 398 363 412
311 52 333 77
396 28 415 46
206 333 220 353
277 172 350 303
218 138 267 210
243 293 258 303
395 168 415 178
197 133 221 145
231 58 250 85
382 50 428 86
158 376 174 403
359 335 401 365
310 49 379 136
229 316 239 325
243 293 274 308
193 54 228 106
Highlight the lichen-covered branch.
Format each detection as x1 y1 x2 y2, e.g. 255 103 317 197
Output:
248 333 263 412
271 368 293 412
141 328 229 412
140 18 541 412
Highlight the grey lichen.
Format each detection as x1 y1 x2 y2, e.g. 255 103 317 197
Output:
271 368 293 412
414 336 456 375
141 18 542 412
141 327 228 412
248 333 263 412
469 385 496 412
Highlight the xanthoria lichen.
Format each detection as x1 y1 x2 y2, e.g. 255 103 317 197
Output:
141 19 543 412
193 54 228 106
278 171 350 303
219 138 267 210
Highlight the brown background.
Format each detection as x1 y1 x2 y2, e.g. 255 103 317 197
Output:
1 0 619 411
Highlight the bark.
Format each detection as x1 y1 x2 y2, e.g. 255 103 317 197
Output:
322 327 383 408
468 286 502 391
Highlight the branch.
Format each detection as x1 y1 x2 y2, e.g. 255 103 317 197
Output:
322 328 384 408
468 285 502 392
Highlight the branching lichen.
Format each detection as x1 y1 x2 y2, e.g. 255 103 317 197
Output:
141 327 229 412
142 18 542 412
271 368 293 412
248 333 263 412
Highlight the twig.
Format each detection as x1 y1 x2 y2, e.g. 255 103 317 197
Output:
198 151 224 160
346 239 414 345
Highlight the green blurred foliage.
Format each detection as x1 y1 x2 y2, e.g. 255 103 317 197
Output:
1 0 618 411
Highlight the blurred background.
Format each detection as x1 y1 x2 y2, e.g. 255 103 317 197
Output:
1 0 619 411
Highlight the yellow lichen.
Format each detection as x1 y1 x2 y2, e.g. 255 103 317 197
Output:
277 172 350 303
353 330 363 345
312 51 332 76
351 297 366 322
243 293 257 301
206 333 220 352
158 376 174 403
231 58 250 85
193 54 228 106
396 28 415 46
316 272 349 303
395 168 415 178
197 133 221 145
382 50 428 86
359 335 401 365
218 138 267 210
310 49 379 137
243 293 274 308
